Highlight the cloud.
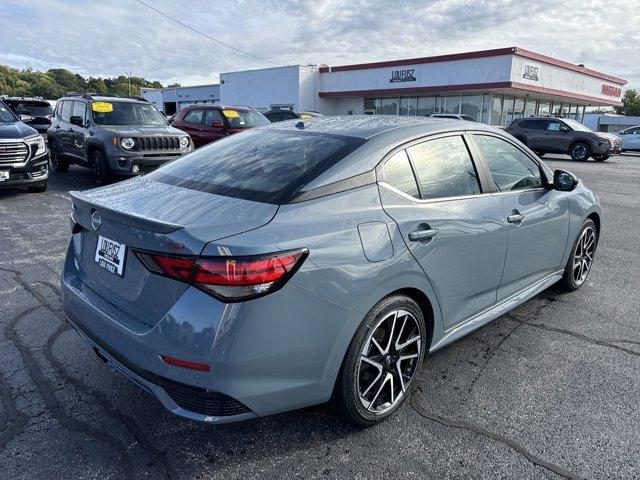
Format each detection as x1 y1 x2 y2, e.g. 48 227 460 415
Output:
0 0 638 88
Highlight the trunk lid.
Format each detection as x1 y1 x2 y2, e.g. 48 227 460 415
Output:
70 176 278 327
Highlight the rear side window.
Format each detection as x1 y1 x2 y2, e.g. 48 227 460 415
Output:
382 150 419 198
520 119 547 130
147 130 366 204
407 135 481 200
474 135 542 191
184 109 204 124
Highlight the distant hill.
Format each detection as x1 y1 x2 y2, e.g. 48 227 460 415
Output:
0 65 166 99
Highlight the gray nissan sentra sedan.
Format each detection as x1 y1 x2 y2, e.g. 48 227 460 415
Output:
62 116 602 425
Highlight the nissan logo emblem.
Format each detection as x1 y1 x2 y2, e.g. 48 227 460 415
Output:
91 211 102 231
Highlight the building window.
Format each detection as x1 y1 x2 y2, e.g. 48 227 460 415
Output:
538 101 550 116
399 97 418 116
512 98 525 121
523 99 537 118
442 95 461 114
503 96 515 126
481 94 491 123
490 95 503 126
461 95 483 121
380 98 398 115
551 103 562 116
417 97 437 116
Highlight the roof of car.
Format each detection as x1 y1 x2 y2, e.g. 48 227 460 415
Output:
2 96 49 104
260 115 497 139
187 104 254 111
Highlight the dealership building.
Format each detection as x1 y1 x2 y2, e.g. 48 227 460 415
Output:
140 83 220 115
218 47 626 127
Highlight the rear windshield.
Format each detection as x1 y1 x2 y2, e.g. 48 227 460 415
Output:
5 101 53 117
147 129 366 204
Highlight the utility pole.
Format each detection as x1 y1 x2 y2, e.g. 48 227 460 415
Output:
126 72 132 96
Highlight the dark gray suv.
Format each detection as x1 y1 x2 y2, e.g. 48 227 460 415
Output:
506 117 621 162
48 93 193 184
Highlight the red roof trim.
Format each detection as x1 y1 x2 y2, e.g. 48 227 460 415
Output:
509 81 623 106
318 81 622 106
325 47 516 72
319 47 627 86
513 48 627 85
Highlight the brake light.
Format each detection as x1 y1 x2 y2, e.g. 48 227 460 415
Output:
133 248 308 301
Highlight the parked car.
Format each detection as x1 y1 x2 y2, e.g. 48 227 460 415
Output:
0 100 49 192
616 125 640 152
170 104 269 148
506 116 621 161
62 116 601 426
429 113 477 122
2 96 54 137
48 93 193 185
263 110 324 123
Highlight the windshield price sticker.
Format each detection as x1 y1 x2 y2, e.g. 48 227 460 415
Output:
223 109 240 118
92 101 113 113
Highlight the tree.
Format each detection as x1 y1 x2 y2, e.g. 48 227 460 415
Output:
87 77 108 94
167 82 181 88
616 89 640 116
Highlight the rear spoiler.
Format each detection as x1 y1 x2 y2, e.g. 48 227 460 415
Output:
69 190 184 234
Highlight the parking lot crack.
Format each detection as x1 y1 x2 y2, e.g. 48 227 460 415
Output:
0 358 29 448
45 323 178 480
409 388 582 479
2 276 136 480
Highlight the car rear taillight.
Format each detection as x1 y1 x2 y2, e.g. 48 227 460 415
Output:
133 249 308 302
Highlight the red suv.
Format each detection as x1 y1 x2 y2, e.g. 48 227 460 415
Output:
171 105 269 148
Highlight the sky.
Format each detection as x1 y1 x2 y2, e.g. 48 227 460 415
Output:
1 0 639 89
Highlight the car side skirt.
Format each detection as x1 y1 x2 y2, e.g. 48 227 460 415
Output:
429 269 564 352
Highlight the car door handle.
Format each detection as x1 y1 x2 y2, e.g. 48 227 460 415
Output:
408 228 439 242
507 213 525 224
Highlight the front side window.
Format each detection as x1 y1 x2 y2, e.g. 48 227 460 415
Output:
223 109 270 128
407 135 481 200
0 103 17 123
72 101 87 121
474 135 542 191
203 108 224 125
547 120 566 132
382 150 419 198
184 109 204 124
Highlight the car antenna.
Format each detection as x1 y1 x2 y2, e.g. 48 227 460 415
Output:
295 121 305 129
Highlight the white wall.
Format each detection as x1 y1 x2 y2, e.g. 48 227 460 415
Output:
319 55 513 94
510 56 623 105
220 66 301 110
336 97 364 115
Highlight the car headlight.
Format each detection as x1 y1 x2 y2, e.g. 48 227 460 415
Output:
25 134 46 157
120 137 135 150
179 136 190 149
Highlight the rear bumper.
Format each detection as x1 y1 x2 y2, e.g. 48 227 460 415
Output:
61 239 359 423
0 154 49 189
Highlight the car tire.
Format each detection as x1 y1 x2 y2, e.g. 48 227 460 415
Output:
593 155 609 162
27 182 47 193
331 295 426 426
49 141 69 173
90 149 112 186
559 219 598 292
569 142 591 161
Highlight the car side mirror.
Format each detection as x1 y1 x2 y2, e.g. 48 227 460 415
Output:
554 170 578 191
69 115 85 127
559 125 570 133
211 120 225 128
19 114 34 123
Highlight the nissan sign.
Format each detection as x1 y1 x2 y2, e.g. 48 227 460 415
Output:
601 84 622 98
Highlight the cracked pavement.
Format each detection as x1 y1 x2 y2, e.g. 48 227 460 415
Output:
1 153 639 479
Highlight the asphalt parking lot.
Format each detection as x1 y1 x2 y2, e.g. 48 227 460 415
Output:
1 153 639 480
